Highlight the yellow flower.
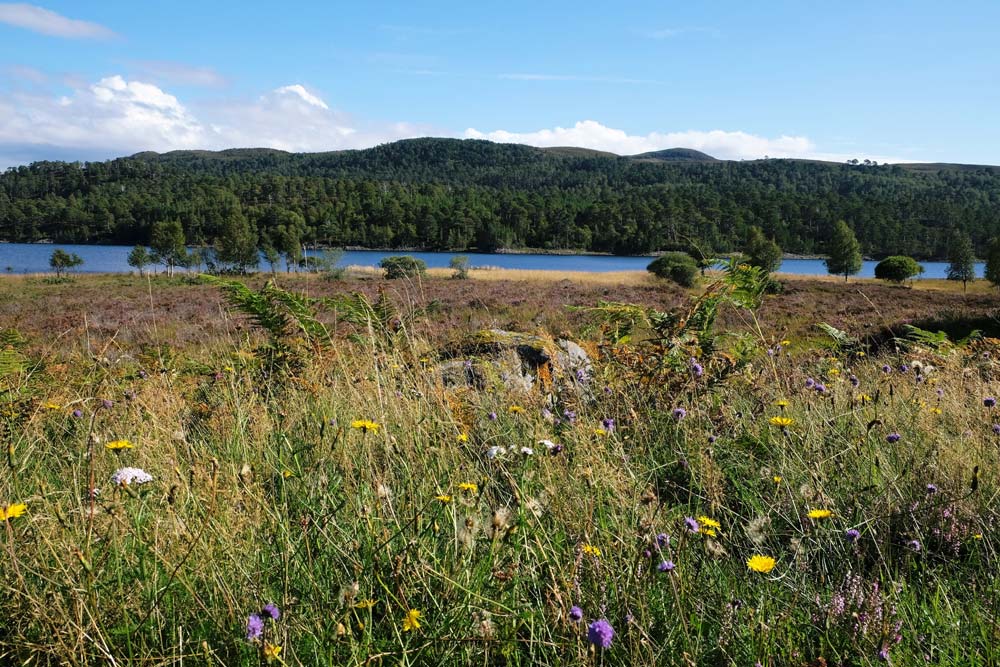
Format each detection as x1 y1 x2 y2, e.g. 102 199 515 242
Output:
402 609 422 632
263 642 282 662
105 439 133 450
779 339 791 347
929 407 942 415
828 368 840 377
435 494 452 503
0 503 27 521
354 599 377 609
702 528 717 537
458 482 478 494
855 394 873 404
582 544 602 557
807 509 833 519
774 400 789 409
508 405 525 414
857 351 866 357
973 534 983 540
746 554 776 573
282 469 295 478
593 428 608 436
769 416 794 427
697 516 721 530
456 433 469 443
351 420 381 434
773 475 782 484
44 402 61 410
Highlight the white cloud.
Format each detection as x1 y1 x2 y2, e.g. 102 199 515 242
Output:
464 120 909 162
130 61 227 87
272 84 329 110
0 3 115 39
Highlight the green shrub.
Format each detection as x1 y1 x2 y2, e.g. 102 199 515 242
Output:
449 255 470 280
380 255 427 280
874 255 923 284
647 252 699 287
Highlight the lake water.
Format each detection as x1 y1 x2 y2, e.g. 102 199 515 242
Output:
0 243 985 279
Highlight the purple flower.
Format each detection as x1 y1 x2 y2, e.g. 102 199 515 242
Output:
814 383 827 393
261 603 280 620
71 409 83 418
575 368 587 382
684 517 699 533
886 432 901 444
985 397 997 408
550 444 564 455
879 647 890 661
900 364 909 373
690 358 704 377
907 539 921 552
845 529 861 542
657 560 676 573
101 399 114 409
936 388 944 398
563 409 577 424
707 435 717 444
656 533 670 547
246 614 264 640
138 369 148 379
603 386 612 396
925 484 938 495
601 417 615 432
882 364 892 374
587 619 615 648
488 411 497 421
569 605 583 622
850 375 859 387
672 407 686 420
992 423 1000 435
463 359 473 370
805 377 815 388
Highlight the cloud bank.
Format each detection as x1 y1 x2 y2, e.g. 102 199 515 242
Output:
0 3 115 39
0 74 908 168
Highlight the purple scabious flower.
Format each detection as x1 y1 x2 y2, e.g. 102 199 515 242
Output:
550 444 564 455
569 605 583 622
886 432 901 444
814 383 827 393
563 409 577 424
488 411 498 421
72 409 83 418
246 614 264 640
672 407 686 420
805 377 815 388
879 647 890 661
985 397 997 408
138 369 148 379
926 484 938 495
684 517 699 533
463 359 473 370
101 399 114 409
656 533 670 547
690 358 704 377
261 603 280 620
907 539 921 552
601 417 615 432
845 529 861 542
881 364 892 374
936 388 944 398
707 434 717 444
587 619 615 648
993 423 1000 435
850 375 859 387
657 560 676 573
900 364 909 373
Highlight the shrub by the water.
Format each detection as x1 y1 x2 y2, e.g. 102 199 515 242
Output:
875 255 924 284
380 255 427 279
647 251 698 287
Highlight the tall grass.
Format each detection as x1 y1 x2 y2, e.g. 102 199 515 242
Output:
0 275 997 666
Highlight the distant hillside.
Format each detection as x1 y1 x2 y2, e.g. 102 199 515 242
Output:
2 137 1000 258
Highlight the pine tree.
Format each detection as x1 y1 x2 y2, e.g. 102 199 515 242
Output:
985 237 1000 289
946 229 976 292
825 220 863 281
744 226 782 273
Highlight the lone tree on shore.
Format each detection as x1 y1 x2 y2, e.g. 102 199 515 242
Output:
127 245 152 276
985 237 1000 289
49 249 83 278
874 255 923 285
743 226 782 273
946 229 976 292
647 252 699 287
150 220 187 277
825 220 863 281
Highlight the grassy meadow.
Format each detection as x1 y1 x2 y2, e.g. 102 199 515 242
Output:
0 267 998 666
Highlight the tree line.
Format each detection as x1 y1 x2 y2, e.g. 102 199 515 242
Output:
2 138 999 259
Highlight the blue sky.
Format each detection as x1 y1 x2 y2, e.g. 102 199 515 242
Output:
0 1 997 168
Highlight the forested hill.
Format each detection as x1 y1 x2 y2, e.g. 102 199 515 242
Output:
1 137 999 258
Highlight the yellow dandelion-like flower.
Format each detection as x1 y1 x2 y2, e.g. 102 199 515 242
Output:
508 405 525 414
779 339 791 347
773 475 782 484
0 503 27 521
435 494 453 503
703 528 717 537
458 482 478 494
769 416 794 427
263 642 282 662
44 402 61 410
828 368 840 377
857 351 866 357
105 439 133 450
746 554 776 573
354 599 378 609
856 394 873 404
282 469 295 478
582 544 602 557
929 407 942 415
593 428 608 436
697 516 721 530
807 509 833 519
456 433 469 443
402 609 422 632
351 419 381 434
973 534 983 540
774 400 789 408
